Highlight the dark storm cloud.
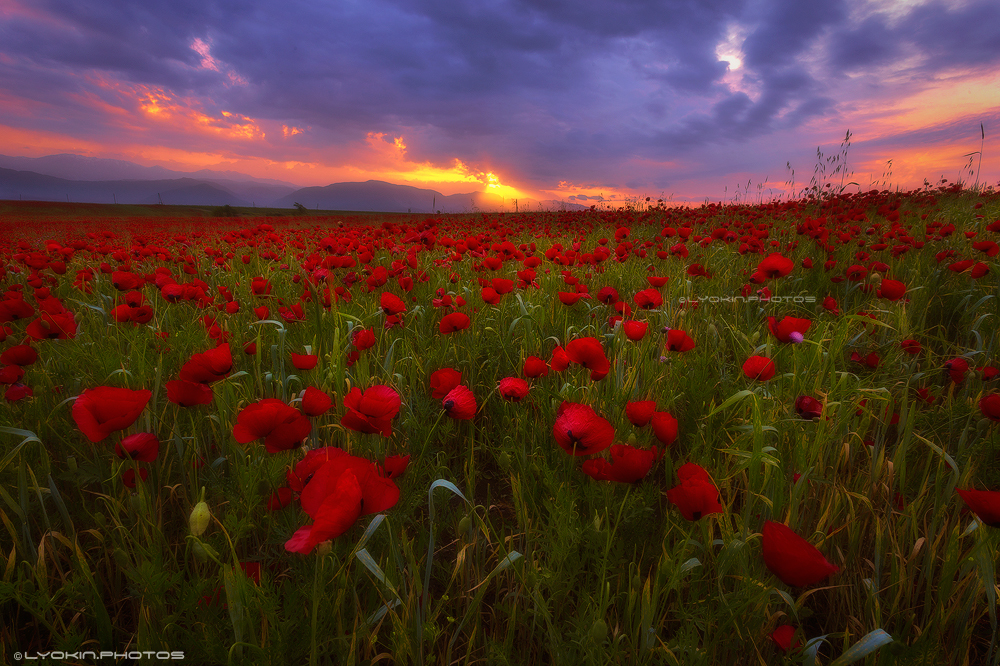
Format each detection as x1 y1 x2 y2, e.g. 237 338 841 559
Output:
1 0 998 193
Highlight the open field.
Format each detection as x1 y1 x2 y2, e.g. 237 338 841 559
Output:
1 184 999 665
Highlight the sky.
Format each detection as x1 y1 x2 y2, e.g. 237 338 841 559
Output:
1 0 999 205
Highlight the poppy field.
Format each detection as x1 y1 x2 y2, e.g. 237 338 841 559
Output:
1 184 1000 665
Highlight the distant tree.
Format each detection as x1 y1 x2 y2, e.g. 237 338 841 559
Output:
293 202 308 214
212 204 239 217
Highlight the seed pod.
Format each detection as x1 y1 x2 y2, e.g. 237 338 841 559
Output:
591 619 608 643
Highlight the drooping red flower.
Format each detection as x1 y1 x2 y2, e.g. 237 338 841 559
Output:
761 521 840 587
291 352 318 370
900 339 922 355
301 386 333 417
625 400 657 427
665 329 696 352
651 411 679 446
795 396 823 419
341 385 401 436
166 379 213 407
523 356 549 378
497 377 530 402
352 327 376 351
73 386 152 443
666 463 723 520
622 320 648 341
439 311 471 334
767 316 811 344
956 488 1000 526
430 368 462 399
178 343 232 384
822 296 840 315
233 398 312 452
743 356 776 381
115 432 160 462
565 337 610 381
553 401 615 456
442 385 477 420
581 444 657 483
981 394 1000 422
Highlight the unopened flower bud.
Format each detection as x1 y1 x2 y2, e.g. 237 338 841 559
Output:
189 487 211 536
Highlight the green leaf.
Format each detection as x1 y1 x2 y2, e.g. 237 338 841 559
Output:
828 629 892 666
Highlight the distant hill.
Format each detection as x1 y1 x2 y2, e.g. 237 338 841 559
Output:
0 168 251 206
276 179 585 213
0 154 587 211
0 154 297 204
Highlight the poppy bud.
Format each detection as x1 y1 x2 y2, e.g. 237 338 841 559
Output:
315 540 333 556
192 539 220 562
190 487 211 536
458 516 472 534
591 619 608 643
498 451 511 468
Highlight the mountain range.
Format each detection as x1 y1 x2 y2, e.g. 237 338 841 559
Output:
0 153 585 212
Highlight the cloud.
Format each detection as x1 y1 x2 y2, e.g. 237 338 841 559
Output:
0 0 998 199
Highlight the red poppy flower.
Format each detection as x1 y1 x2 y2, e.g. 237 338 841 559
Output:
178 343 232 384
795 396 823 419
341 385 401 436
565 337 610 381
523 356 549 378
633 288 663 310
666 463 723 520
558 292 590 306
115 432 160 462
945 357 969 383
582 444 658 483
850 351 881 369
651 411 678 446
498 377 530 402
596 286 620 304
822 296 840 315
381 454 410 479
878 279 906 301
743 356 776 381
553 401 614 456
267 487 294 511
233 398 312 452
622 320 648 341
0 365 24 384
900 339 922 354
439 311 471 334
430 368 462 399
26 311 78 340
291 352 318 370
625 400 657 427
665 329 696 352
767 317 811 344
166 379 213 407
5 383 32 402
551 346 570 372
0 344 37 366
481 287 502 305
443 385 477 420
770 625 801 653
352 328 376 350
956 488 1000 526
122 467 149 489
980 394 1000 422
761 521 839 587
285 468 364 554
752 253 794 281
301 386 333 417
73 386 152 443
380 292 406 316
